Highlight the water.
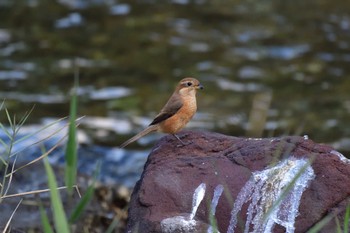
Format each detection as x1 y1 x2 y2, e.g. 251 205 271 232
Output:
1 0 350 187
0 118 148 188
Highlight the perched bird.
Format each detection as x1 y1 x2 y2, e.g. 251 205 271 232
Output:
120 77 203 148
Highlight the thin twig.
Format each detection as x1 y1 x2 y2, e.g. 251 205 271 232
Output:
6 134 67 176
8 116 86 173
1 185 81 200
2 198 23 233
0 100 4 111
9 116 85 159
0 154 7 166
0 110 17 198
13 117 68 146
74 185 82 198
11 117 69 156
3 155 17 197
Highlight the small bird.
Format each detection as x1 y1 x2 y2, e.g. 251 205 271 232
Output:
120 77 203 148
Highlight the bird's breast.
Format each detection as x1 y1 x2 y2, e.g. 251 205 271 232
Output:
159 95 197 134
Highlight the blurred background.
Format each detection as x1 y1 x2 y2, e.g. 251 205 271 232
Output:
1 0 350 183
1 0 350 231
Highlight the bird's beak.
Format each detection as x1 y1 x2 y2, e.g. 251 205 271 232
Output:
197 84 204 90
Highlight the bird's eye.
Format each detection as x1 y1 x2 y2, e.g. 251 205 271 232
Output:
186 82 193 86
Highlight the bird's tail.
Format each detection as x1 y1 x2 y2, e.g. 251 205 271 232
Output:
120 125 158 148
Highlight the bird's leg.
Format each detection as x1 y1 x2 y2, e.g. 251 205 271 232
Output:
173 134 190 146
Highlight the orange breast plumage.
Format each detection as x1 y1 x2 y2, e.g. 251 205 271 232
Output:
159 96 197 134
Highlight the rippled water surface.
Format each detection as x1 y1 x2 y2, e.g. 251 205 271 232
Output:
1 0 350 185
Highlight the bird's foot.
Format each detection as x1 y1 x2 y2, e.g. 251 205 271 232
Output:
173 134 191 146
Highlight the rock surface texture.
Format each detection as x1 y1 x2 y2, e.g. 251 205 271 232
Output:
126 131 350 233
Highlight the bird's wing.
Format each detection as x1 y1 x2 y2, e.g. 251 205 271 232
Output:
149 95 183 125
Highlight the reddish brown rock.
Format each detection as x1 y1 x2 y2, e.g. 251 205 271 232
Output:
126 131 350 233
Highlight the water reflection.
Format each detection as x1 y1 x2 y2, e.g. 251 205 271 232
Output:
0 0 350 166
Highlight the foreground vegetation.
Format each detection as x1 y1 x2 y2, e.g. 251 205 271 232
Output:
0 84 124 232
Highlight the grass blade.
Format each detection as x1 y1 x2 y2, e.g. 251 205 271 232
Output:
335 217 342 233
105 218 119 233
344 204 350 233
0 122 12 140
3 198 23 233
69 161 100 223
65 85 78 195
0 137 8 152
43 157 70 233
8 133 67 175
1 185 79 200
263 157 315 221
307 214 334 233
39 201 54 233
15 105 35 132
9 119 69 159
13 117 68 146
5 108 13 128
3 155 17 197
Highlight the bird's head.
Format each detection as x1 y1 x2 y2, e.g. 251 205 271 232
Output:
177 77 204 96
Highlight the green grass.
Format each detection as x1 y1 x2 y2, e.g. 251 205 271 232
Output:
0 106 34 201
40 79 98 232
343 204 350 233
39 200 54 233
0 104 69 229
334 204 350 233
0 78 97 231
43 157 70 233
65 80 78 196
69 161 100 224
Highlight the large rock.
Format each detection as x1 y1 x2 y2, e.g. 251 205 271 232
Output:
126 131 350 233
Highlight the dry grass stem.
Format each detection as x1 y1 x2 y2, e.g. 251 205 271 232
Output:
1 185 81 200
2 198 23 233
3 156 17 198
7 135 67 177
10 117 69 158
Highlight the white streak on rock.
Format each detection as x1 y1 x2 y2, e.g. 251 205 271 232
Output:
161 216 196 233
211 184 224 216
190 183 206 220
161 183 207 233
331 150 350 164
228 157 315 233
207 185 224 233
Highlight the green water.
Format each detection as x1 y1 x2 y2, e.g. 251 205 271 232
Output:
1 0 350 153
